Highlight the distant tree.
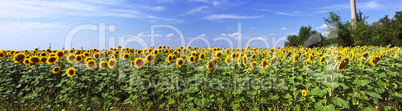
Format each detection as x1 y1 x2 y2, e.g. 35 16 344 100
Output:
285 26 327 47
349 10 371 46
323 12 353 46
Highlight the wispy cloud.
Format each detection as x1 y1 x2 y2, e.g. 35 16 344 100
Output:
319 1 382 10
184 6 209 15
203 14 263 20
165 33 174 37
281 27 289 30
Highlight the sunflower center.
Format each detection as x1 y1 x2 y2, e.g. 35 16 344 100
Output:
69 70 74 74
136 60 144 66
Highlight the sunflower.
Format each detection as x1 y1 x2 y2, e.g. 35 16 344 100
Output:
319 55 327 65
86 60 97 69
224 56 231 65
176 58 185 67
292 54 300 63
13 53 25 63
84 57 94 63
250 61 257 70
133 57 145 68
146 54 155 63
189 56 196 63
108 59 117 68
67 54 75 63
39 56 48 64
99 61 108 69
66 67 76 78
0 51 6 59
167 54 174 63
251 54 257 60
242 56 248 66
206 59 217 70
215 51 223 59
55 50 64 58
199 53 206 60
271 57 278 65
369 56 381 67
337 58 349 72
93 53 100 59
53 66 61 74
361 51 370 58
29 56 40 64
231 53 237 59
301 90 307 96
261 58 269 70
23 59 30 65
121 53 130 60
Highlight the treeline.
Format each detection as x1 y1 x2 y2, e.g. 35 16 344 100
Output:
285 11 402 47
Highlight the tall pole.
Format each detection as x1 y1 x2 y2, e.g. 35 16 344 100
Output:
350 0 357 27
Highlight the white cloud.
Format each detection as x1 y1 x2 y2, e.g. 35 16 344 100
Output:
220 32 244 40
146 6 166 11
165 33 174 37
281 27 289 30
255 36 267 40
287 33 297 36
203 14 263 20
360 1 381 9
269 33 276 36
0 0 180 23
212 1 220 6
249 27 256 29
316 24 329 30
316 24 330 37
185 6 208 15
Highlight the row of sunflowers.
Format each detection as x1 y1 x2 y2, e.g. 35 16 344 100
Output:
0 45 401 110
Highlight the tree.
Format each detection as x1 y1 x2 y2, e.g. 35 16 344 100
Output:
323 12 353 46
285 26 327 47
349 10 371 46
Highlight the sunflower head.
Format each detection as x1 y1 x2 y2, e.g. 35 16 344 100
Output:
215 51 223 59
29 56 40 64
369 56 381 67
231 53 237 59
39 56 48 64
66 67 76 78
133 57 145 68
261 58 269 70
250 61 257 69
166 54 172 63
199 53 206 60
319 55 327 65
224 56 230 65
108 59 117 68
23 59 30 65
251 54 257 60
176 58 185 67
93 53 100 59
0 51 5 59
146 54 155 63
53 66 61 74
85 60 97 69
66 54 75 63
99 61 108 69
301 90 307 96
189 56 196 63
206 59 217 70
337 58 349 72
13 53 25 63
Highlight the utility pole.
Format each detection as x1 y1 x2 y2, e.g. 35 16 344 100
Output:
350 0 357 27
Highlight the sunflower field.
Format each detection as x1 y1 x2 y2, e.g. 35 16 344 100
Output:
0 45 401 110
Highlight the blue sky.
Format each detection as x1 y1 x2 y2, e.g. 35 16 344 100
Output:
0 0 401 50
